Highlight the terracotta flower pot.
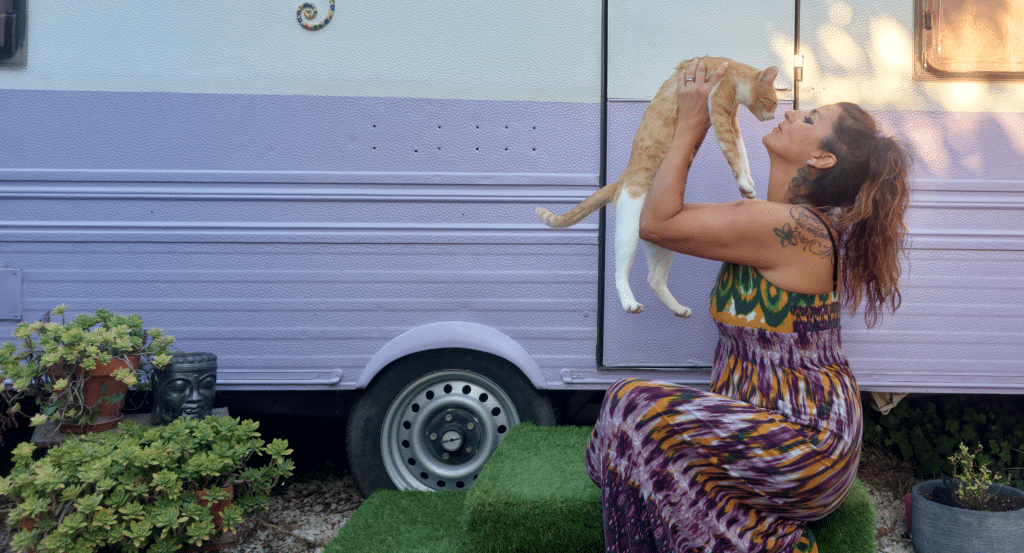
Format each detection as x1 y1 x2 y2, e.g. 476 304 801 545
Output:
57 355 139 434
195 484 234 528
189 485 236 551
20 517 38 553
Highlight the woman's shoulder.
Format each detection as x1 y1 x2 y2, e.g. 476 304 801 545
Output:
641 199 835 280
714 200 835 254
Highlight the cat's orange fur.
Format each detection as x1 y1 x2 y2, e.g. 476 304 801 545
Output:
537 56 779 228
535 56 779 316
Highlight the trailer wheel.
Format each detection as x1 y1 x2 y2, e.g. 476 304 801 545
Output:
346 350 554 496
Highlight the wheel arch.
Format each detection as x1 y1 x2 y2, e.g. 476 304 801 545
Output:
356 321 547 391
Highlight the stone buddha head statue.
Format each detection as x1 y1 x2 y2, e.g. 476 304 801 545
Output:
151 352 217 425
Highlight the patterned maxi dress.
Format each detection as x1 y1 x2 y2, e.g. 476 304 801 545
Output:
585 262 862 553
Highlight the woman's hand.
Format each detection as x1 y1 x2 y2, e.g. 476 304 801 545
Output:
675 57 729 136
641 58 731 238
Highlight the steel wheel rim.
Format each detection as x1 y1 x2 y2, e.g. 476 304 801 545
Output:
381 370 519 491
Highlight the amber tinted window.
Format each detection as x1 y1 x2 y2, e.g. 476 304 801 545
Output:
917 0 1024 78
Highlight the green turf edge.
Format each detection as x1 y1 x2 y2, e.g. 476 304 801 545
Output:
463 423 604 553
808 478 877 553
330 424 876 553
325 489 472 553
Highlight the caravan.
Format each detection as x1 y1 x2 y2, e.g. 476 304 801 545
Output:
2 1 1022 494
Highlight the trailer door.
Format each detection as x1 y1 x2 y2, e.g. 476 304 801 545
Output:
594 1 796 386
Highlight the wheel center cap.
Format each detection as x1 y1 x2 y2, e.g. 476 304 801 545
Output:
441 430 463 451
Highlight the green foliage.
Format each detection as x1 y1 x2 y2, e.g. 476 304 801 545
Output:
1 416 293 553
862 395 1024 482
947 442 1012 511
0 306 175 429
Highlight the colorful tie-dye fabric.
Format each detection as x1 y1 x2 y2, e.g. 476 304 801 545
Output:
585 263 860 552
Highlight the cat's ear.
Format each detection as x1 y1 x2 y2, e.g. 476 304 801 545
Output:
759 66 779 84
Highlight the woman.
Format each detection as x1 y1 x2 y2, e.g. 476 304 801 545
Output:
584 58 910 553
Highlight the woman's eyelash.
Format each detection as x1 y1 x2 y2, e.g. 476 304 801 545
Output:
803 116 814 124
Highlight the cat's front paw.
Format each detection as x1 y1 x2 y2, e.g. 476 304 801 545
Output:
737 176 756 199
623 301 643 314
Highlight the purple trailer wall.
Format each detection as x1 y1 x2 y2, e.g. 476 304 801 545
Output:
0 90 602 391
3 89 1024 394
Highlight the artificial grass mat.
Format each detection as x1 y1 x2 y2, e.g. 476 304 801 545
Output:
464 424 603 553
328 424 876 553
325 489 472 553
809 478 875 553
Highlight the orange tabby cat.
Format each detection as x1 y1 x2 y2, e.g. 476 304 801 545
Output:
536 57 779 316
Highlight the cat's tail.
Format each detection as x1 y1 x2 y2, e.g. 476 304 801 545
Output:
535 182 620 228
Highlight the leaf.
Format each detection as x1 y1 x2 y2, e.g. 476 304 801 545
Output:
74 493 103 514
118 501 146 519
12 441 36 461
150 505 186 529
266 438 293 458
29 413 49 427
60 484 85 502
10 530 40 553
125 519 154 547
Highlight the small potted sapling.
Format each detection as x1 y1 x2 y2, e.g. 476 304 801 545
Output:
911 442 1024 553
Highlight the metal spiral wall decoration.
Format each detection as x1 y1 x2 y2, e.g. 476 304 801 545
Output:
297 1 334 30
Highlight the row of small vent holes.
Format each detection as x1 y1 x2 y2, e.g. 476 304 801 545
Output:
369 124 540 152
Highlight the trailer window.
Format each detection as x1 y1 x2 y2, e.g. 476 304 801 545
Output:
1 0 27 66
916 0 1024 79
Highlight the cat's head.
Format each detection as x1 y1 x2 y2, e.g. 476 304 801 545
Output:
747 66 780 122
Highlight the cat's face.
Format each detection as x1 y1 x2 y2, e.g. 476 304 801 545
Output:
748 66 780 122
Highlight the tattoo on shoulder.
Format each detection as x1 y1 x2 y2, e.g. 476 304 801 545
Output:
772 207 834 258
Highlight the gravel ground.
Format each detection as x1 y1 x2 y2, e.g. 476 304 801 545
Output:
861 479 915 553
220 475 363 553
858 444 918 553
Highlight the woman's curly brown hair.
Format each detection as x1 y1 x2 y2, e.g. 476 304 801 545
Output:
790 102 911 328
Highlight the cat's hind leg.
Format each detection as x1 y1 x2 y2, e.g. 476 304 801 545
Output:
613 191 645 313
642 240 692 318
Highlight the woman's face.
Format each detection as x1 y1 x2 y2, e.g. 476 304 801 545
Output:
763 104 842 165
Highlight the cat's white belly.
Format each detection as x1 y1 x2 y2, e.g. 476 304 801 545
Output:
613 192 692 318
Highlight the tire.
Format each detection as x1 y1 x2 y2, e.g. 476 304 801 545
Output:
346 349 554 496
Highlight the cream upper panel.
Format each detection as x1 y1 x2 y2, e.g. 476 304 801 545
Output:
607 0 795 101
801 0 1024 113
0 1 601 103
